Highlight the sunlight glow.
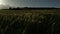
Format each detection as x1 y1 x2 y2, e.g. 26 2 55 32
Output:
0 0 5 5
0 0 1 1
0 0 2 4
0 0 2 2
0 3 2 5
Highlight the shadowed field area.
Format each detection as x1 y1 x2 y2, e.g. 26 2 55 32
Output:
0 9 60 34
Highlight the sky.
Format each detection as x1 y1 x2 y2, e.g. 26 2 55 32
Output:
0 0 60 8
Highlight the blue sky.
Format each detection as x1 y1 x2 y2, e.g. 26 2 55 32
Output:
0 0 60 7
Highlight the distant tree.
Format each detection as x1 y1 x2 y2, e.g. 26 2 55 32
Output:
16 7 20 10
12 8 16 10
9 7 12 10
24 7 28 8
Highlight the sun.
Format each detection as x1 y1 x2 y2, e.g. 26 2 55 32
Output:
0 0 2 2
0 0 3 5
0 0 6 5
0 3 2 5
0 0 2 4
0 0 1 1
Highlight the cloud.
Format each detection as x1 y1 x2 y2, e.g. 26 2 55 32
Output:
0 4 10 9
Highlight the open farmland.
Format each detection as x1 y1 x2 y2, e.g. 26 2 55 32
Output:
0 9 60 34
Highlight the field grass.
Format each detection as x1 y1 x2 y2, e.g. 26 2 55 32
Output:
0 9 60 34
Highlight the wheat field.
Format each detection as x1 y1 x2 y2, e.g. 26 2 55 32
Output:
0 9 60 34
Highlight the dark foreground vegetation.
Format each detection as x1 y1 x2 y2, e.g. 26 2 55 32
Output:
0 9 60 34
